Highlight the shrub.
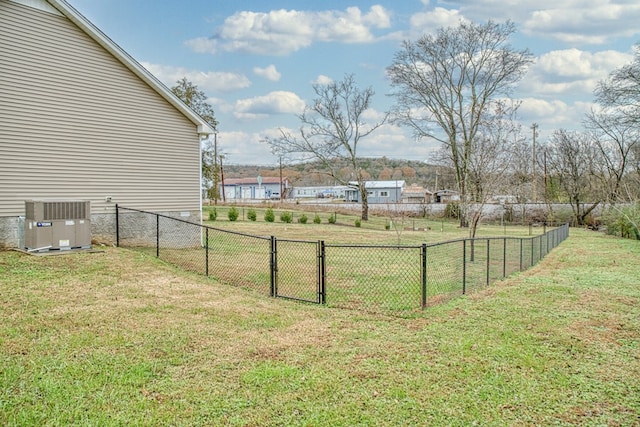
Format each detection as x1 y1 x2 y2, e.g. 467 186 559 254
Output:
228 206 239 221
602 204 640 240
444 202 459 219
264 208 275 223
355 219 361 228
313 214 321 224
247 208 257 221
327 213 336 224
280 211 293 223
298 214 308 224
208 208 217 221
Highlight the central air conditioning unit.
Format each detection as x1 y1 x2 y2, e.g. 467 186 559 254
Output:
24 200 92 252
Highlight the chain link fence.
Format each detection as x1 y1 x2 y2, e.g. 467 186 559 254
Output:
116 205 569 315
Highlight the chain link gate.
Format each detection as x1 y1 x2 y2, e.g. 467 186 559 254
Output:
271 238 325 304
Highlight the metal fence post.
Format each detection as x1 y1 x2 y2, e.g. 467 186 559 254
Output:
205 228 209 276
318 240 326 304
530 237 534 267
156 213 160 258
502 238 507 278
486 239 490 286
462 240 467 295
520 239 523 271
421 243 427 308
270 236 277 297
115 203 120 247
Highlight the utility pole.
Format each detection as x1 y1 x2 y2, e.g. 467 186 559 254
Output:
531 123 538 203
543 149 548 203
279 156 283 200
219 154 226 203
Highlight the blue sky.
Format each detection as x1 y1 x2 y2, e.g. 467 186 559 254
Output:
70 0 640 165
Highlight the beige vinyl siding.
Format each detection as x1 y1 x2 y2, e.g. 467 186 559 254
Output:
0 0 202 217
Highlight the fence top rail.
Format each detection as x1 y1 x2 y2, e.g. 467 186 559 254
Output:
325 243 423 249
423 223 568 248
277 238 321 244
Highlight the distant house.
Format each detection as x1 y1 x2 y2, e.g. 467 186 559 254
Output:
221 177 289 201
0 0 213 248
402 184 432 203
345 181 405 204
434 189 460 203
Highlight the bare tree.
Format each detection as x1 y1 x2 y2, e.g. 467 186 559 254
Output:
588 45 640 202
265 74 388 220
544 130 602 226
594 43 640 127
387 20 533 227
585 109 640 202
469 101 524 236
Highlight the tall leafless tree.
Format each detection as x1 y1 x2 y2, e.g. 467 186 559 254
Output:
544 130 602 226
387 20 533 226
265 74 388 220
588 44 640 202
594 43 640 127
585 110 640 202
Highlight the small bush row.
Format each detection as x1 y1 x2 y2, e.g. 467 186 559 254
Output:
207 207 341 225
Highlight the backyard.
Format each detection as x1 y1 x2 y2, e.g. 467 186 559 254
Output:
1 227 639 425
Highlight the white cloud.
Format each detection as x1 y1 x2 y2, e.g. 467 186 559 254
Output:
409 7 466 35
522 2 640 44
253 64 281 81
184 37 219 55
141 62 251 94
405 1 640 46
234 91 306 119
313 75 333 85
520 49 633 97
218 131 277 165
518 98 595 139
357 122 434 160
185 5 393 56
363 5 392 28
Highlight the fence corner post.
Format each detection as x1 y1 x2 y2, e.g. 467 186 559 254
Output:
115 203 120 247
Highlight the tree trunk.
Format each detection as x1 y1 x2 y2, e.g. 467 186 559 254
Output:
360 187 369 220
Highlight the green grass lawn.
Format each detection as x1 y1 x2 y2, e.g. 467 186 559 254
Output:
202 204 545 244
1 228 639 426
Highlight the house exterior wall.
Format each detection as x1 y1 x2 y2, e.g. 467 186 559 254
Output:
345 182 404 204
221 178 286 200
0 0 203 247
